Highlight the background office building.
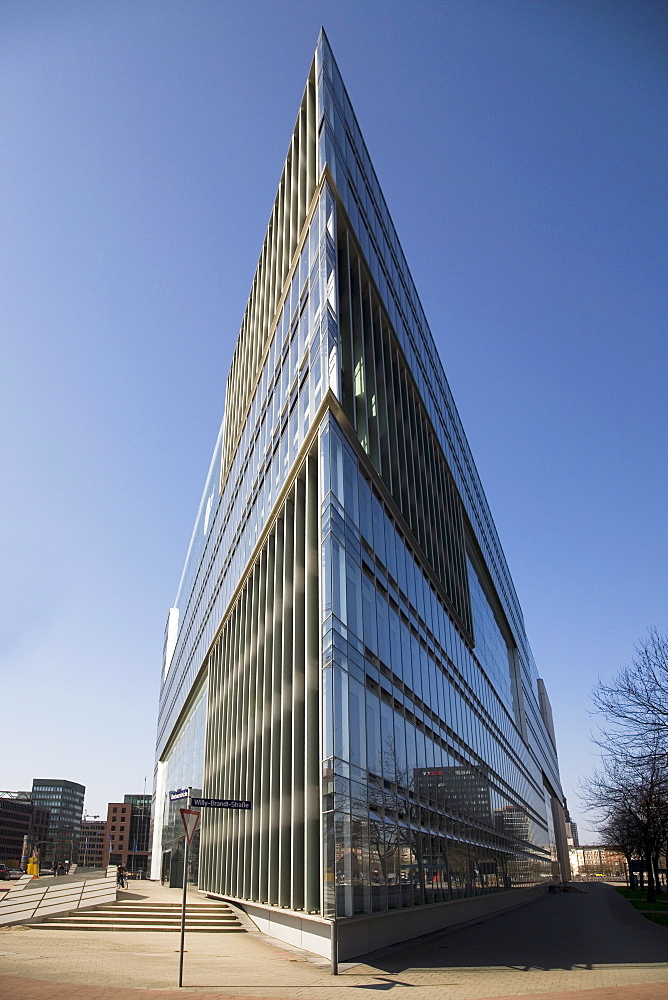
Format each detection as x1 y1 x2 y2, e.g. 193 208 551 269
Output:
31 779 85 867
104 795 151 871
152 33 569 957
569 846 627 881
0 792 50 870
80 818 106 868
564 798 579 848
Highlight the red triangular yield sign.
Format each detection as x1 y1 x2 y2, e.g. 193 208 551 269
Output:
180 808 201 844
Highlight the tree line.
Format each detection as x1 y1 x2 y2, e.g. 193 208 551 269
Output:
584 629 668 902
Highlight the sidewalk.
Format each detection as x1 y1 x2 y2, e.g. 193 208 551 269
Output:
0 881 667 999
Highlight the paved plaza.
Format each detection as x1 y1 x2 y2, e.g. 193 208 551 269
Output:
0 882 667 999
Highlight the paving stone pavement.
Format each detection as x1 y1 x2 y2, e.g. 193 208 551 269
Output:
0 881 667 999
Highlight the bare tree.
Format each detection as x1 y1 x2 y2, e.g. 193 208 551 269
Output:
599 808 644 887
583 753 668 903
592 629 668 761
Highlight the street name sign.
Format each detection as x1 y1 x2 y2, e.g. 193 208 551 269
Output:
169 788 189 801
191 797 251 809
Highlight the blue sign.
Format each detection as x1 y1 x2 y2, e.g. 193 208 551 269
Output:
169 788 189 801
191 797 251 810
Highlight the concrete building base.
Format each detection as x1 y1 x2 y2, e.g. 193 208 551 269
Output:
208 883 547 961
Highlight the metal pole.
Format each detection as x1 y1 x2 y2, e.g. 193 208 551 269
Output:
330 918 338 975
178 837 189 986
178 789 190 989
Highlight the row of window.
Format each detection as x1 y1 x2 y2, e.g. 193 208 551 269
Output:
321 421 544 810
159 188 336 755
318 42 552 768
322 418 552 812
323 807 552 918
161 683 207 834
336 219 472 638
198 457 322 913
221 58 317 482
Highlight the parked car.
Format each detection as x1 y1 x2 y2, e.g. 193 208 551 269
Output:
9 869 25 879
0 864 11 881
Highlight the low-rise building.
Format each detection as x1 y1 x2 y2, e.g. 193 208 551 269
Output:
569 845 626 880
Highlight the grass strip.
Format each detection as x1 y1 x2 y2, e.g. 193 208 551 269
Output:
644 912 668 927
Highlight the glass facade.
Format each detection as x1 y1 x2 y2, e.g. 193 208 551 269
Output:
153 31 568 921
31 779 85 866
158 681 207 886
320 418 557 914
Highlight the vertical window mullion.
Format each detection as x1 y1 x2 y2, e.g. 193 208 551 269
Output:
292 472 306 909
351 257 368 451
279 494 295 906
372 303 392 494
363 279 380 473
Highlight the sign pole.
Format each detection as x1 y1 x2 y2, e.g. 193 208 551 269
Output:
331 917 339 975
176 791 200 989
178 830 188 988
171 792 245 987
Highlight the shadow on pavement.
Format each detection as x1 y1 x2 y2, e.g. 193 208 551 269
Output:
352 883 668 975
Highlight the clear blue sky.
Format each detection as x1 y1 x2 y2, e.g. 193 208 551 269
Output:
1 1 666 836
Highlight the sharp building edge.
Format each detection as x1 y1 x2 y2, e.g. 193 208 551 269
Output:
151 31 569 957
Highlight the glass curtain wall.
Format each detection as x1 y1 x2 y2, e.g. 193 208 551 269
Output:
316 31 562 804
199 455 321 912
155 29 565 922
193 165 340 913
159 681 207 887
157 59 333 769
321 417 553 917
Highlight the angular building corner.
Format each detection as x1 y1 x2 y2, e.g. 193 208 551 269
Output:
151 30 570 959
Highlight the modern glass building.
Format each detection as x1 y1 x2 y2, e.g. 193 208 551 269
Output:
30 779 85 867
152 32 569 959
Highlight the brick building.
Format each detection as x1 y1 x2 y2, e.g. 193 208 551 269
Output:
103 795 151 872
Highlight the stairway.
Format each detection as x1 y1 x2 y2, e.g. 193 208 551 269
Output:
34 899 245 932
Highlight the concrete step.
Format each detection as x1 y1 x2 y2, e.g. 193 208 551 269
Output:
47 913 239 928
86 913 238 922
37 921 246 932
91 902 234 913
35 898 245 933
86 907 236 920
